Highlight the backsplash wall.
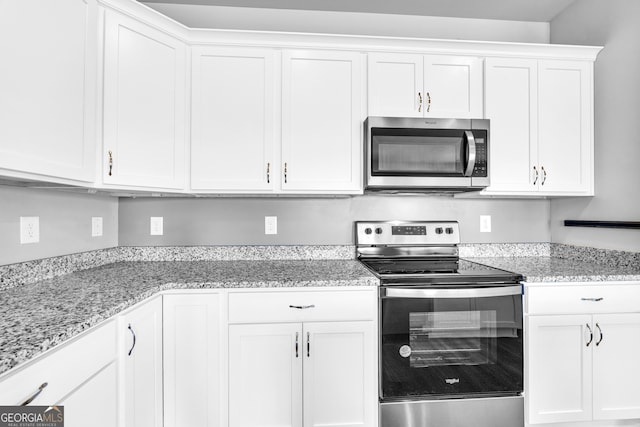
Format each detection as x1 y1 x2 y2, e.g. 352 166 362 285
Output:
118 195 550 246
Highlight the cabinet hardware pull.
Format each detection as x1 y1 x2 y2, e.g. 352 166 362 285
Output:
128 324 136 356
541 166 547 186
595 323 604 346
284 162 288 184
267 162 270 184
426 92 431 113
586 323 593 347
289 304 315 309
21 383 48 406
295 332 299 358
108 150 113 176
581 297 604 302
418 92 423 112
307 332 310 357
532 166 538 185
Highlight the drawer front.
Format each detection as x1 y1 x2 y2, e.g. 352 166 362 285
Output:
526 284 640 315
228 288 377 324
0 320 117 406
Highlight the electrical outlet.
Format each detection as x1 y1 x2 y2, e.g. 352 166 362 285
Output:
20 216 40 244
265 216 277 235
92 217 103 237
150 217 164 236
480 215 492 233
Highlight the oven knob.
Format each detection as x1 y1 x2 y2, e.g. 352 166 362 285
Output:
435 227 443 235
446 227 454 234
375 227 383 235
364 227 372 235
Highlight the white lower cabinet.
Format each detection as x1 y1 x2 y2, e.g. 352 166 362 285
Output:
119 296 163 427
525 284 640 426
163 293 223 427
228 288 377 427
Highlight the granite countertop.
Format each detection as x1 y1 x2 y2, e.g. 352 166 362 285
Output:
468 256 640 283
0 259 378 375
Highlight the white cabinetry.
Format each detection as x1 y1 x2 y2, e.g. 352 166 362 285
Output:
0 321 118 426
281 50 363 193
484 58 593 196
228 288 377 427
102 9 187 190
0 0 97 183
525 283 640 426
163 293 223 427
368 53 483 118
119 296 163 427
190 47 277 192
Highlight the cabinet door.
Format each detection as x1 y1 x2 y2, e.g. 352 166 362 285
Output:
191 47 276 192
229 323 303 427
592 313 640 421
120 297 163 427
0 0 97 183
103 10 186 190
526 315 592 424
537 60 593 195
164 294 221 427
423 55 483 118
367 53 423 117
303 321 376 427
281 50 362 193
58 362 118 427
484 58 538 194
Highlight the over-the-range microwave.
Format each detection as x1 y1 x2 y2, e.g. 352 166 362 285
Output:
364 117 489 193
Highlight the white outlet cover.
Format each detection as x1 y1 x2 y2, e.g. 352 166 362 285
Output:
265 216 277 235
20 216 40 244
480 215 492 233
92 217 103 237
150 217 164 236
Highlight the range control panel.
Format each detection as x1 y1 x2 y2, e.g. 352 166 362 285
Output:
356 221 460 246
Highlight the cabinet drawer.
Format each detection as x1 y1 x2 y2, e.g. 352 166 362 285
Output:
228 288 376 324
0 320 117 406
526 284 640 315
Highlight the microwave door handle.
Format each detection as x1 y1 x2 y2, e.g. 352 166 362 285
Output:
464 130 476 177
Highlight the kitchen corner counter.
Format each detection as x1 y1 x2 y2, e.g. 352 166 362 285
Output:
467 256 640 283
0 259 378 376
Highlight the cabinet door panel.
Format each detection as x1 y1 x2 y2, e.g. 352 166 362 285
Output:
538 60 592 194
367 53 423 117
229 323 303 427
593 313 640 421
484 58 538 193
303 321 376 427
0 0 96 182
103 11 186 189
423 55 483 118
526 315 592 424
281 50 362 192
191 47 276 191
163 294 221 427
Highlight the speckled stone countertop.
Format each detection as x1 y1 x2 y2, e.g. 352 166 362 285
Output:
0 260 377 375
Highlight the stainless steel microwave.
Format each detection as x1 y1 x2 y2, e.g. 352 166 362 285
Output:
364 117 490 193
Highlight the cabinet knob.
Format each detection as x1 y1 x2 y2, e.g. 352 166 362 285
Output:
541 166 547 186
266 162 270 184
21 382 48 406
128 324 136 356
585 323 593 347
532 166 538 185
418 92 423 112
108 150 113 177
284 162 288 184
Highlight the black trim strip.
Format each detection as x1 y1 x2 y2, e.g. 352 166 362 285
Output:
564 220 640 230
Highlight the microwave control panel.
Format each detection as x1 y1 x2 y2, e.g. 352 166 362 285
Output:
471 138 487 177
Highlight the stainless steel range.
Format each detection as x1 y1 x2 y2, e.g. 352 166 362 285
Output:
356 221 524 427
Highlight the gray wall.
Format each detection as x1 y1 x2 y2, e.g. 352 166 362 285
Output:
0 186 118 265
118 196 550 246
549 0 640 252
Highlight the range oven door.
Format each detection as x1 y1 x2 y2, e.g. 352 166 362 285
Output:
380 285 523 401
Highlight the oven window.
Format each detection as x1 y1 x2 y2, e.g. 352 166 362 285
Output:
409 310 497 368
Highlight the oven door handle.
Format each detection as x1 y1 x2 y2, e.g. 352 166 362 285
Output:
382 285 522 299
464 130 477 177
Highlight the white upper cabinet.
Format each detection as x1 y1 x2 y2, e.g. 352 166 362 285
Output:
368 53 483 118
190 47 277 193
0 0 97 183
281 50 363 193
484 58 593 196
102 10 187 190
